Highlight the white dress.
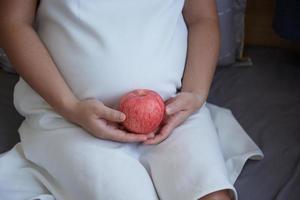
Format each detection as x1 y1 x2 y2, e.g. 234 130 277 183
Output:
0 0 263 200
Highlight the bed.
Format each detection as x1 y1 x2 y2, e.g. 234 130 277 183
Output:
0 46 299 200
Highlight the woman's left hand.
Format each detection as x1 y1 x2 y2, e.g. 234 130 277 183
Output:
143 91 206 145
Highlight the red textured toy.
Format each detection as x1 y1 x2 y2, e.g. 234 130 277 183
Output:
119 89 165 134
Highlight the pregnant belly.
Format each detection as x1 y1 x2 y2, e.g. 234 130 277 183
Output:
42 32 187 108
58 54 183 108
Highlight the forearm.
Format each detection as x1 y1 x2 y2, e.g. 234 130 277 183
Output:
181 18 220 101
0 23 78 117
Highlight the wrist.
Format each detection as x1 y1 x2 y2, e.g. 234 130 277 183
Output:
192 93 206 109
179 90 207 109
56 95 79 122
180 89 207 100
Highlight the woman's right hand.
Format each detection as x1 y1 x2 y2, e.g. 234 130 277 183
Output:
64 98 154 143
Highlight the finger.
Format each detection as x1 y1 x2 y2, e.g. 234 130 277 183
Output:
102 127 148 143
164 96 176 105
106 121 120 130
144 111 189 145
161 113 169 124
87 118 146 143
108 130 148 143
143 114 178 144
146 132 155 139
165 96 186 115
99 120 147 142
100 106 126 122
143 124 172 145
167 111 190 130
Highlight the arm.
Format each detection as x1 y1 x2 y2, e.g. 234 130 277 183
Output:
144 0 220 144
0 0 78 119
0 0 150 143
181 0 220 101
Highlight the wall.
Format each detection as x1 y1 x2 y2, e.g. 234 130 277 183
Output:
244 0 299 52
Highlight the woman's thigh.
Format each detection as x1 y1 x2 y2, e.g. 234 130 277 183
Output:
138 105 236 200
19 121 159 200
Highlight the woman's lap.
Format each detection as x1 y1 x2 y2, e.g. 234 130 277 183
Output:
19 104 236 200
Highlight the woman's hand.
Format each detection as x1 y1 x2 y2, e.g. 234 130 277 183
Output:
64 98 155 143
143 92 206 145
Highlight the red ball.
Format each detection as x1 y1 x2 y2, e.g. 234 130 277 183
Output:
119 89 165 134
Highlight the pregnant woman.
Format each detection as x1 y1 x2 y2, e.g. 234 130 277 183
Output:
0 0 263 199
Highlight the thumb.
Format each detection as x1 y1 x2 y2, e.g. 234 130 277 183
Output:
165 97 184 115
101 106 126 122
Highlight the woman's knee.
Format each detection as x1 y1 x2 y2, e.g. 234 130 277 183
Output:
199 189 232 200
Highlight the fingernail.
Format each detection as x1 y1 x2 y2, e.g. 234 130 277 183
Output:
142 136 148 140
166 106 172 114
147 133 155 138
120 113 126 121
